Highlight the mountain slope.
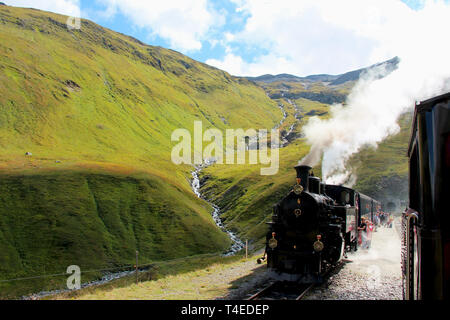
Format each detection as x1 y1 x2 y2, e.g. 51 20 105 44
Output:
244 57 399 104
0 6 281 297
0 6 279 169
245 56 399 85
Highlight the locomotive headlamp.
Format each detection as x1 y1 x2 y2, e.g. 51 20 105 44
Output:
268 237 278 249
313 239 324 252
313 235 323 252
293 184 303 195
268 232 278 249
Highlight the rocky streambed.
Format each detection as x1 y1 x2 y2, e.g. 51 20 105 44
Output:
191 162 245 256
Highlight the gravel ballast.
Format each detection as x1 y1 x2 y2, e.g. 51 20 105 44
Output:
304 220 403 300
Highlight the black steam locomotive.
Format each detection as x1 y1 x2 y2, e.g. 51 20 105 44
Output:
265 164 379 283
402 92 450 300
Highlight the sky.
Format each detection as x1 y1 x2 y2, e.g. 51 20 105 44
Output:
4 0 450 77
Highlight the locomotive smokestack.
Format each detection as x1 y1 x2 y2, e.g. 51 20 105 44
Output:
294 165 311 191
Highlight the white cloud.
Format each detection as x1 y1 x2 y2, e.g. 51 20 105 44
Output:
207 53 244 75
209 0 450 77
95 0 222 52
224 32 234 42
6 0 81 17
207 53 298 76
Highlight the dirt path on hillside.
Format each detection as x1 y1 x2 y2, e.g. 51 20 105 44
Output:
211 258 272 300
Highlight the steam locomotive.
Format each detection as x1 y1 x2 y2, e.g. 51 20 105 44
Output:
264 164 380 283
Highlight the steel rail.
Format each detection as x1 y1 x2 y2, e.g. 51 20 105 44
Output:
247 282 277 300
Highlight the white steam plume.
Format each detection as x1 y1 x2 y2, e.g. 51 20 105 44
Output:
299 1 450 186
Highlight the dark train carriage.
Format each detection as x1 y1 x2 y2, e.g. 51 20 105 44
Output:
403 92 450 300
358 193 380 222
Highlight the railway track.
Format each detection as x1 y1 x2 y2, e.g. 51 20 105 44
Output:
248 281 315 300
247 260 347 300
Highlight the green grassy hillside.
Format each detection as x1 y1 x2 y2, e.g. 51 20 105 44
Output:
0 6 278 169
0 6 281 297
0 170 231 298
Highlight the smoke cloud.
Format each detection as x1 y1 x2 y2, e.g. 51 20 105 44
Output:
299 1 450 186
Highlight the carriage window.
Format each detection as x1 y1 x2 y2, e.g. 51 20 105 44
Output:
341 191 350 204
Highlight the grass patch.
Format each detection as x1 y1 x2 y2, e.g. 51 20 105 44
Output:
49 252 249 300
0 169 232 299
